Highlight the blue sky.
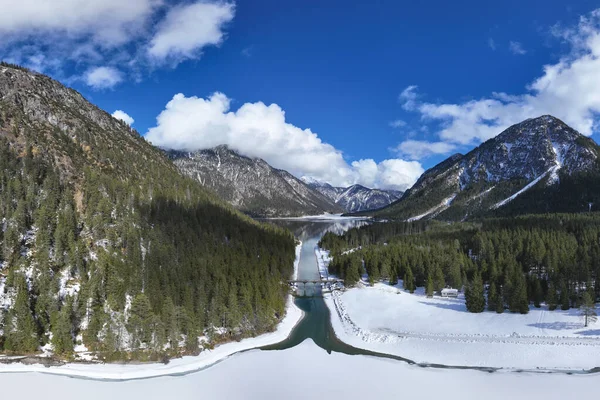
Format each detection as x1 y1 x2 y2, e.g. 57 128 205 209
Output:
2 0 600 190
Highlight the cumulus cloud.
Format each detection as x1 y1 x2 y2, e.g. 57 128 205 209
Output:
0 0 235 88
145 92 424 190
488 38 496 50
395 140 457 160
148 2 234 64
84 66 123 90
398 9 600 156
509 41 527 55
112 110 135 125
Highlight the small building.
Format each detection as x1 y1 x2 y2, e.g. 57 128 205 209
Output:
441 288 459 298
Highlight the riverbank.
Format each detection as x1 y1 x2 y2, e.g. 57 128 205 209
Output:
317 247 600 371
0 243 305 381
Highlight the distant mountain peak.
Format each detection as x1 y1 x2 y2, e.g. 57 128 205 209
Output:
369 115 600 220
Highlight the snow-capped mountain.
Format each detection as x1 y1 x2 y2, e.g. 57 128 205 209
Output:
369 115 600 220
168 146 343 217
304 180 403 212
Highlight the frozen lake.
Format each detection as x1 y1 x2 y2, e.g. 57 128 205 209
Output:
2 339 597 400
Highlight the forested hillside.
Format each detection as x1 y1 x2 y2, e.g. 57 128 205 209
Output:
0 63 296 360
320 214 600 313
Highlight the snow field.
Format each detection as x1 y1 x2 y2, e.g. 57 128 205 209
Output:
317 248 600 370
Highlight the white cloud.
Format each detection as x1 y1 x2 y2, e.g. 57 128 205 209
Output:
399 9 600 154
148 2 235 64
0 0 159 47
488 38 496 50
389 119 407 128
112 110 135 125
84 66 123 89
145 92 424 190
0 1 235 88
509 41 527 55
399 85 419 111
395 140 457 160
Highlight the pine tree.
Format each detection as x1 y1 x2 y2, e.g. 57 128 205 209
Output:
5 275 39 353
532 277 543 308
580 292 597 327
433 266 445 293
128 293 154 349
404 266 415 293
487 281 497 312
52 296 74 355
389 268 398 286
547 282 558 311
465 272 485 313
560 280 570 311
426 274 434 298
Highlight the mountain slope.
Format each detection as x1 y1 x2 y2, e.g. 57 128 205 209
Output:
0 63 295 359
304 180 402 212
369 115 600 220
168 146 343 217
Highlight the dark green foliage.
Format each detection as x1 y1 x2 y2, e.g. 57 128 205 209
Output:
403 266 415 293
0 65 297 358
426 275 434 298
465 272 485 313
581 292 598 327
4 275 39 353
547 283 558 311
320 213 600 316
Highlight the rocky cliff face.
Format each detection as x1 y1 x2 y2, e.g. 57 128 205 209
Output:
168 146 343 217
370 115 600 220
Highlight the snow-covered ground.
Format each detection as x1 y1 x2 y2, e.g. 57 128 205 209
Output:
1 339 597 400
318 248 600 370
0 243 305 380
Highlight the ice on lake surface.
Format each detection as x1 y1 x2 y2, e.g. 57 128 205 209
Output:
1 339 596 400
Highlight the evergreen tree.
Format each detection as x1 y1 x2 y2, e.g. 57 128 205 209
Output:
52 296 74 355
403 266 415 293
560 280 570 311
580 292 597 327
128 293 154 348
5 275 39 352
547 283 558 311
487 281 498 312
465 272 485 313
426 274 434 298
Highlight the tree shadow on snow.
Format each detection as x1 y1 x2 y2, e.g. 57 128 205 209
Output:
575 329 600 336
417 300 467 313
527 322 582 331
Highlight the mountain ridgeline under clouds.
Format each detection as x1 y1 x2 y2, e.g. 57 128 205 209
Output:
303 179 403 213
167 146 343 217
364 115 600 221
168 146 402 216
0 63 296 360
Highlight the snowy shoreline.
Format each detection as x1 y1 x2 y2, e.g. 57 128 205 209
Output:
0 242 305 381
317 247 600 371
266 213 370 221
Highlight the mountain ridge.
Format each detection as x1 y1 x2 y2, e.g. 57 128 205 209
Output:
304 179 403 212
364 115 600 220
167 145 344 217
